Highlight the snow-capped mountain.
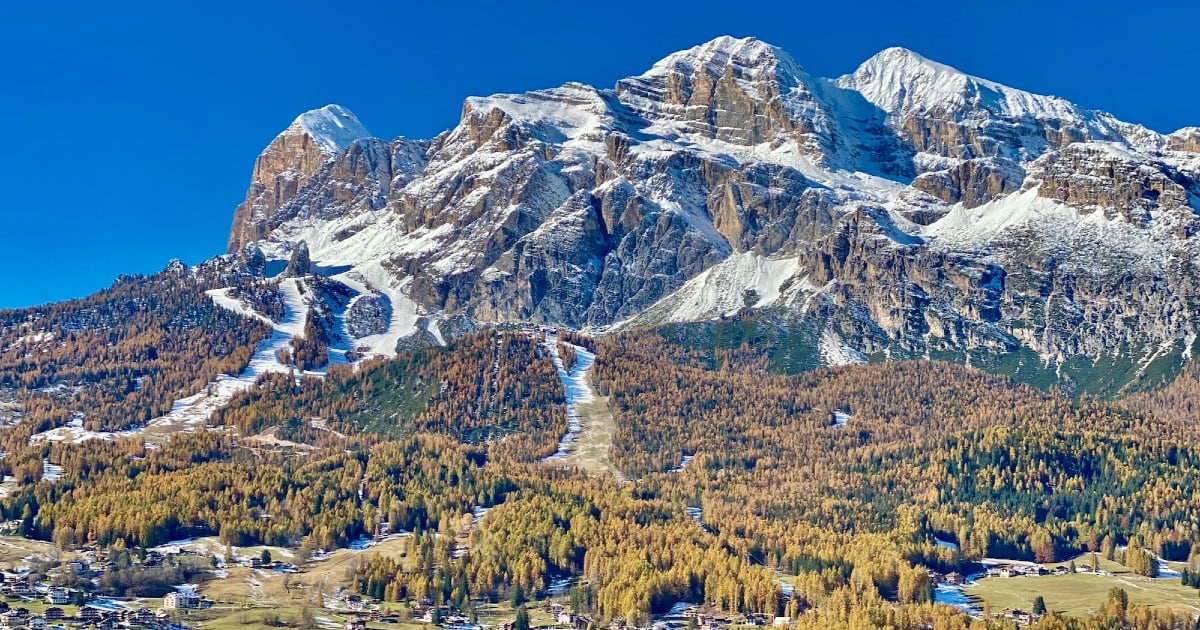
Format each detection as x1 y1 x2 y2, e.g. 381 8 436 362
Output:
223 36 1200 393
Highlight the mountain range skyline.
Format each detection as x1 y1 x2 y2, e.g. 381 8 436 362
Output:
3 0 1200 308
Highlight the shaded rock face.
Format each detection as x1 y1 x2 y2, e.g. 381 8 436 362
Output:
803 213 1195 367
912 158 1024 208
284 242 310 277
223 37 1200 392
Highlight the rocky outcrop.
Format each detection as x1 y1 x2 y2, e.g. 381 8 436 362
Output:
1026 143 1196 225
1167 128 1200 153
344 295 391 339
284 242 310 277
227 105 372 253
912 158 1024 207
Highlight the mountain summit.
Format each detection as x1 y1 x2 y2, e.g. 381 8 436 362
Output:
221 36 1200 394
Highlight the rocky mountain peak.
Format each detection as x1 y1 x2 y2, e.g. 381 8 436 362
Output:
1168 127 1200 153
290 104 373 156
637 35 806 86
839 47 1083 123
228 104 376 253
615 35 841 162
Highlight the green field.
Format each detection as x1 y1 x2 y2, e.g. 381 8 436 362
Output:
968 556 1200 618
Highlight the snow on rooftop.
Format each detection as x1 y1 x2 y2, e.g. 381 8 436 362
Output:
292 104 373 155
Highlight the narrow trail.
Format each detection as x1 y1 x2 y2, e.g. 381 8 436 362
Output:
541 333 628 482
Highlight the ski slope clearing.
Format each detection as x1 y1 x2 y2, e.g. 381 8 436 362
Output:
140 279 313 442
540 333 626 481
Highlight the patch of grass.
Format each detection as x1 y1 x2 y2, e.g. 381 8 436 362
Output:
551 392 627 482
968 557 1200 618
0 535 56 566
201 537 413 606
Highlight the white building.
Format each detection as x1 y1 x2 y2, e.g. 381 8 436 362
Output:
163 590 201 610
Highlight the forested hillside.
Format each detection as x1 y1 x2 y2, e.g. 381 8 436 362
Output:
0 262 271 442
0 321 1196 627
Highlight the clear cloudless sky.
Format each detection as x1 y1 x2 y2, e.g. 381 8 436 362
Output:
1 0 1197 308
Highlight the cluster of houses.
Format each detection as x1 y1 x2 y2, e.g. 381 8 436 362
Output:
538 602 590 629
489 603 774 630
979 562 1111 579
996 607 1044 625
0 550 213 628
659 607 746 630
2 575 81 605
0 601 171 630
984 564 1047 579
928 571 967 587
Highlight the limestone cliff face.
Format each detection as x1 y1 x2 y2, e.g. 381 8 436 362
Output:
615 37 842 163
227 105 373 253
1026 143 1198 226
220 37 1200 393
912 158 1024 208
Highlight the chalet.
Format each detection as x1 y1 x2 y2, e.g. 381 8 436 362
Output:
130 608 157 626
0 611 27 629
44 588 70 605
26 617 44 630
78 608 102 623
557 612 576 626
164 590 202 610
944 572 965 585
64 560 88 574
345 619 367 630
41 609 63 622
2 580 33 598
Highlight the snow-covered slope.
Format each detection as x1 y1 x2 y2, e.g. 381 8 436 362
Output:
840 47 1086 122
293 104 372 155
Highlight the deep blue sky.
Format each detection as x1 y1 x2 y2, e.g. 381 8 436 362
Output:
2 0 1197 308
